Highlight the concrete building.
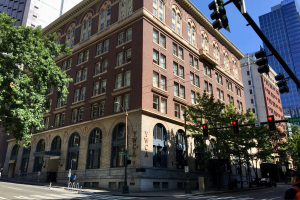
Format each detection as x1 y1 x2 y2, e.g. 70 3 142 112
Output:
0 0 82 28
2 0 245 191
259 0 300 124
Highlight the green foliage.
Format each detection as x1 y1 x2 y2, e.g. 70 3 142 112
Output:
287 124 300 169
0 13 72 145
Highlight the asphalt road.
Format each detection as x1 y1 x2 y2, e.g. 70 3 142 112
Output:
0 180 292 200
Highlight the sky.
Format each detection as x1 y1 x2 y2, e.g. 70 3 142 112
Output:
190 0 285 54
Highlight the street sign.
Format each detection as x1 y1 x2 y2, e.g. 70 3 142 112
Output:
282 166 286 172
185 166 189 173
119 152 125 156
255 121 261 127
127 154 133 157
288 116 300 123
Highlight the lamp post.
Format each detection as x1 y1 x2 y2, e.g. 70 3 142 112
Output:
114 102 129 194
184 110 191 194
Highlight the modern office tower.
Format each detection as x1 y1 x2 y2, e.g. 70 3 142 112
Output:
2 0 245 191
0 0 82 28
259 0 300 124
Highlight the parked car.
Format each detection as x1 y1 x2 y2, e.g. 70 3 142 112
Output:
258 178 277 187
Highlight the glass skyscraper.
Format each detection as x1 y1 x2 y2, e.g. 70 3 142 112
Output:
259 0 300 125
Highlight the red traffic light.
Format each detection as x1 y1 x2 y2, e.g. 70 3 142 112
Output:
267 116 273 121
202 124 207 129
232 121 237 125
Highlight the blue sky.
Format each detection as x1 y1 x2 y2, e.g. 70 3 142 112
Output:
190 0 284 54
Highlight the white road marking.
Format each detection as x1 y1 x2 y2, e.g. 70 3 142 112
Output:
14 196 36 199
0 197 6 199
7 187 22 190
31 195 56 199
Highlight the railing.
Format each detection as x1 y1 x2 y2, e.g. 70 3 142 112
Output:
68 182 82 193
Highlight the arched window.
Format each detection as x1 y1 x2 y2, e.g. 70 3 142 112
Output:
120 0 133 20
99 3 111 31
11 145 19 158
233 60 238 79
111 123 126 167
224 53 229 72
87 128 102 169
153 0 164 22
81 13 92 41
213 42 220 64
66 133 80 170
21 146 31 173
55 32 61 44
194 139 204 171
66 23 76 48
153 123 167 168
187 20 196 46
172 6 181 35
51 136 61 151
201 32 209 52
176 130 185 169
33 139 45 172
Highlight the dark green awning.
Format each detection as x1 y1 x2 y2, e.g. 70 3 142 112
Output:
33 151 61 157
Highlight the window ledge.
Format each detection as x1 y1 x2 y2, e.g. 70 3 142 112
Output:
173 96 187 105
53 107 67 114
93 71 107 78
173 74 185 81
47 93 53 96
111 86 131 96
78 37 91 46
153 62 167 71
90 93 107 103
173 54 184 63
191 84 201 90
55 105 66 110
43 113 51 117
76 60 89 67
190 65 199 71
115 61 131 69
199 48 218 67
153 41 167 51
116 40 132 48
70 101 85 109
95 51 109 58
204 74 212 80
63 68 71 73
152 86 168 98
74 80 87 85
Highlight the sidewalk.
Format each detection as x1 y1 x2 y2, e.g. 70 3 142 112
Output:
0 177 290 197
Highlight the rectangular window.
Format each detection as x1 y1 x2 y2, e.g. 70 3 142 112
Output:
153 50 159 64
219 75 223 85
173 62 178 75
82 68 87 80
97 44 102 55
95 62 101 75
250 89 252 94
125 48 131 63
179 66 184 79
67 59 72 69
80 87 86 101
160 54 166 69
102 59 108 72
174 82 179 96
160 34 166 47
190 73 194 85
107 20 110 27
203 66 207 75
160 75 166 90
91 104 98 118
161 98 166 114
124 71 131 86
118 32 124 46
117 52 123 66
153 95 159 110
74 90 79 102
60 113 65 126
93 82 99 96
78 107 84 121
195 75 199 87
217 88 220 99
173 43 177 55
99 101 105 116
88 31 91 38
221 91 224 101
209 84 212 94
76 70 81 83
174 104 179 118
101 79 107 93
178 47 183 60
153 72 159 87
180 85 185 99
126 28 132 41
159 13 163 21
153 8 157 16
123 94 130 110
180 107 185 120
114 96 121 112
204 81 208 92
54 115 60 128
104 40 109 52
71 109 78 124
153 29 158 43
227 95 230 103
115 74 122 89
194 59 198 69
45 117 49 130
191 91 195 104
100 23 104 30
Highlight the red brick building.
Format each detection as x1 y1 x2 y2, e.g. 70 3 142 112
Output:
3 0 245 191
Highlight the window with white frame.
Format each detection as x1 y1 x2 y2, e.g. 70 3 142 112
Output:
80 87 86 101
173 43 177 56
174 104 179 118
99 4 111 31
201 32 209 52
195 75 200 87
119 0 133 20
66 23 76 48
74 90 79 102
160 34 166 48
101 79 107 93
81 13 92 41
99 101 105 116
161 98 166 113
213 43 220 64
114 96 121 112
153 0 164 22
95 62 101 75
78 107 84 121
123 94 130 110
190 72 194 85
125 48 131 63
153 72 159 87
67 58 72 69
54 114 60 128
96 43 102 55
124 70 131 86
172 6 181 35
117 52 123 66
82 68 87 80
180 107 185 120
62 61 67 72
57 96 67 108
160 54 166 68
93 82 99 96
224 53 229 71
104 40 109 52
118 32 124 46
60 113 65 126
153 50 159 64
178 47 183 59
191 91 195 104
160 75 166 90
153 29 158 43
115 74 122 89
180 85 185 99
102 59 108 72
153 95 159 110
84 50 89 62
174 82 179 96
187 20 196 46
203 65 212 78
71 109 78 124
91 104 98 118
233 61 238 79
126 28 132 42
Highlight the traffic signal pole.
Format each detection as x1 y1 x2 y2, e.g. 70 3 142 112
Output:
233 4 300 89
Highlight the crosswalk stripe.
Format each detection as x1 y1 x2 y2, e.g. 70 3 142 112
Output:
14 196 37 199
0 197 6 199
31 195 56 199
46 194 75 199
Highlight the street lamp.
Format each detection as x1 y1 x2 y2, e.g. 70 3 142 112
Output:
114 101 129 194
183 110 191 194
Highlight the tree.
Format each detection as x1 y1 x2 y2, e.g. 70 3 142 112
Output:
0 13 72 144
287 124 300 169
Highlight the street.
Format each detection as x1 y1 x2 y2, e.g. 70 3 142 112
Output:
0 180 292 200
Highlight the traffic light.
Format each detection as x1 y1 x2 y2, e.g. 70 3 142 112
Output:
202 124 208 138
255 46 269 75
275 72 289 94
208 0 230 32
127 159 131 165
232 120 240 135
267 115 276 131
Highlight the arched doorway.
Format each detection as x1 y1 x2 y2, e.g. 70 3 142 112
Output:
66 133 80 170
33 139 45 172
20 146 31 176
86 128 102 169
47 136 62 182
176 129 185 169
8 145 19 177
111 123 126 167
153 123 167 168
